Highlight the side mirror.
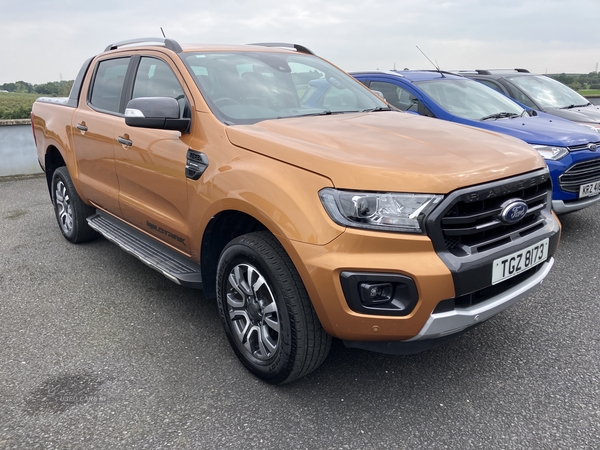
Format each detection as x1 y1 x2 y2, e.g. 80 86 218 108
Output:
125 97 190 132
371 90 386 101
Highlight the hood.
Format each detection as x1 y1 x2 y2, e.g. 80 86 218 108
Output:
545 103 600 125
460 111 600 147
225 111 544 193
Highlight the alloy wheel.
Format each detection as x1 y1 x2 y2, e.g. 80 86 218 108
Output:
225 263 280 361
55 180 74 234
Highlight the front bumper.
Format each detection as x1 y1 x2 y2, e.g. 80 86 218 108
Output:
343 258 553 355
547 151 600 213
289 223 558 344
407 258 553 341
552 195 600 214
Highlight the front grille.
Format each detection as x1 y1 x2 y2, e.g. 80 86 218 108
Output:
429 170 552 256
558 158 600 193
567 142 600 152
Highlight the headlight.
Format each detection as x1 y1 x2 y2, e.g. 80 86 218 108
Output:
531 145 569 160
319 188 443 233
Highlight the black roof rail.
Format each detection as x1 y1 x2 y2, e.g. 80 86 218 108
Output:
247 43 315 56
450 68 532 76
446 70 482 75
104 37 183 53
472 68 530 75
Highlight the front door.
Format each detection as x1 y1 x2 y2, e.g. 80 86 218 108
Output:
115 56 193 254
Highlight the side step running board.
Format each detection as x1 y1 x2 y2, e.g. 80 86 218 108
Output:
87 212 203 289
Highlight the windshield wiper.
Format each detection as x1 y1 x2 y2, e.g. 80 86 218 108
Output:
281 109 369 119
279 110 332 119
361 106 393 112
561 103 592 109
480 112 520 121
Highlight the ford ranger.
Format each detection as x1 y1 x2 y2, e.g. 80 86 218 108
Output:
31 38 560 384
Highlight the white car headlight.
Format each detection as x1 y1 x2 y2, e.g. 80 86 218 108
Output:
531 145 569 160
319 188 443 233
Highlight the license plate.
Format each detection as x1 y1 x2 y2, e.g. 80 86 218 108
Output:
579 181 600 198
491 238 549 285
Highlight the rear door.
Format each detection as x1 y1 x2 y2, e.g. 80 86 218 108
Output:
71 56 131 214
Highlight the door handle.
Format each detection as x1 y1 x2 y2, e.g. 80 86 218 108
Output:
117 136 132 147
76 123 88 132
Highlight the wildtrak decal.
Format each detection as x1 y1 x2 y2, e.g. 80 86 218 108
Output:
146 221 185 244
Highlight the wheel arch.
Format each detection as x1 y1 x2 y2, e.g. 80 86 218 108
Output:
195 166 343 298
200 210 268 298
44 145 66 199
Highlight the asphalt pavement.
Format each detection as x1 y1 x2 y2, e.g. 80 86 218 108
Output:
1 175 599 449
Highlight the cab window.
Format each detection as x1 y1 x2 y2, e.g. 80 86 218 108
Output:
132 57 188 117
369 81 417 111
476 79 505 94
90 58 130 113
133 58 184 99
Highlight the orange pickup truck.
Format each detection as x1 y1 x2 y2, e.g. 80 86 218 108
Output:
31 38 560 384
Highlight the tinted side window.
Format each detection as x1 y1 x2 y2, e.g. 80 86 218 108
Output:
90 58 130 113
133 57 184 100
132 57 187 118
504 83 537 109
369 81 416 111
476 79 505 94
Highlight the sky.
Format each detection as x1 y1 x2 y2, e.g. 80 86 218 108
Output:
1 0 599 84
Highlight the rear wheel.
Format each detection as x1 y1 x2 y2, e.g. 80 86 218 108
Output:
51 166 97 243
216 231 331 384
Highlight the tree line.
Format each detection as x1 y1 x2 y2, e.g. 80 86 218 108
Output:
548 72 600 91
1 80 74 96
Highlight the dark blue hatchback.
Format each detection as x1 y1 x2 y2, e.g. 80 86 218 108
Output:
349 70 600 214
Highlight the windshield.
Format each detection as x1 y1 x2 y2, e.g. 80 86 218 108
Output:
415 78 524 121
182 51 389 125
506 75 590 109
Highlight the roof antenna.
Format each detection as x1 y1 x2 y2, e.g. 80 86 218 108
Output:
160 27 166 38
416 45 445 77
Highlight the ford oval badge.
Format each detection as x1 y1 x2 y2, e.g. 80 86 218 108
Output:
500 200 528 224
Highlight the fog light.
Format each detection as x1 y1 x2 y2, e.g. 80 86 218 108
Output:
360 283 393 305
341 272 419 316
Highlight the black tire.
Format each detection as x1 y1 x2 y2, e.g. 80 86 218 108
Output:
51 166 97 243
216 231 331 384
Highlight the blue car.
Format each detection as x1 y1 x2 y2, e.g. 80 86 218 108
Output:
349 70 600 214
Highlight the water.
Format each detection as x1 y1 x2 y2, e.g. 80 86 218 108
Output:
586 96 600 105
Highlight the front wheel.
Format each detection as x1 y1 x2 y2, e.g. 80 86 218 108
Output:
216 232 331 384
51 166 97 243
